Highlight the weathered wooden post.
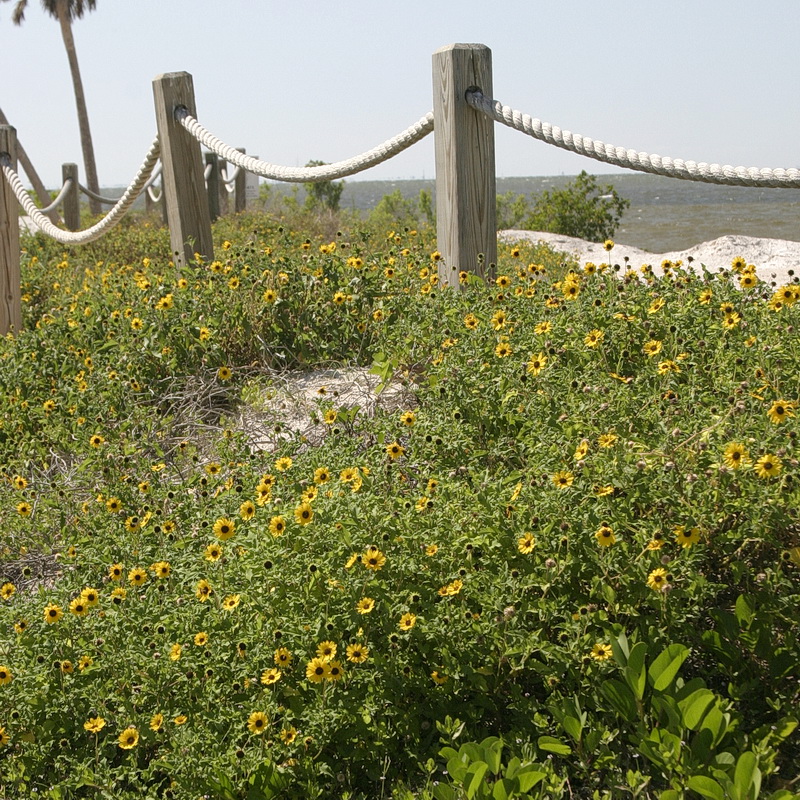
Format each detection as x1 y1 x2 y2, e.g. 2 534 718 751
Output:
205 152 220 222
152 72 214 266
234 148 246 214
218 158 229 216
432 43 496 285
244 158 260 209
62 163 80 231
0 126 22 335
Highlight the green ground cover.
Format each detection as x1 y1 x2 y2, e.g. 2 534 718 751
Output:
0 213 798 799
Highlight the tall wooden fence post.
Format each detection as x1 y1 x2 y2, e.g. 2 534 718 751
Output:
205 152 220 222
432 43 496 285
62 163 80 231
152 72 214 266
234 148 246 213
218 158 229 216
0 126 22 335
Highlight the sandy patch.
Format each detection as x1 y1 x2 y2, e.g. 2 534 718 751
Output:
500 231 800 286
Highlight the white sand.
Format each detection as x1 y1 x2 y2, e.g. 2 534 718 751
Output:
499 231 800 286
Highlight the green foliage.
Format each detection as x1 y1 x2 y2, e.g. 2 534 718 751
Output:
303 160 345 212
0 212 798 798
496 171 630 242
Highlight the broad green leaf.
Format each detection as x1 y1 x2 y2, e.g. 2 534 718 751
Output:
601 679 638 723
480 737 503 775
626 641 648 700
492 777 514 800
560 715 583 743
648 644 689 692
537 735 571 756
611 631 630 665
735 594 755 628
463 762 489 799
433 784 457 800
678 688 715 730
516 768 546 792
733 751 759 800
687 775 725 800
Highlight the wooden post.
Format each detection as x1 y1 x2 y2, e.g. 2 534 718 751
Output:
234 148 246 213
205 152 220 222
244 158 260 209
152 72 214 266
62 163 80 231
218 158 229 216
432 43 496 285
0 126 22 335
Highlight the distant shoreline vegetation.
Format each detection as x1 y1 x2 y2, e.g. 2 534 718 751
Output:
48 171 800 253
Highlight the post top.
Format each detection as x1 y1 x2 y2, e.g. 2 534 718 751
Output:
433 43 491 55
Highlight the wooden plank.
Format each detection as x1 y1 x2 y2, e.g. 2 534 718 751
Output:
62 162 80 231
152 72 214 266
432 43 496 284
0 126 22 335
234 148 246 214
205 152 220 222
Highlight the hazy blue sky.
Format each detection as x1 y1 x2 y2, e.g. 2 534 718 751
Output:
2 0 799 189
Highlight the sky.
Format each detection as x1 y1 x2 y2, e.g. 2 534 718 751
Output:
1 0 799 189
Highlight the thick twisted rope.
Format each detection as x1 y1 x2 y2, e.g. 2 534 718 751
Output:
176 106 435 182
1 138 160 244
467 90 800 188
38 177 74 213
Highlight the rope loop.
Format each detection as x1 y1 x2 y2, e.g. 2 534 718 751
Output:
38 177 74 213
176 107 434 182
466 90 800 188
3 138 161 244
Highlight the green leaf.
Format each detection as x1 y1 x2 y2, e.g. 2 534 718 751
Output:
611 631 630 665
433 784 457 800
601 679 638 723
625 642 648 700
537 736 571 756
648 644 689 692
516 768 546 792
735 594 755 628
492 778 514 800
560 715 583 742
480 737 503 775
678 688 715 730
687 775 725 800
733 751 760 800
463 762 489 799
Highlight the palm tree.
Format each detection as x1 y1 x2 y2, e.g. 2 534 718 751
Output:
3 0 102 214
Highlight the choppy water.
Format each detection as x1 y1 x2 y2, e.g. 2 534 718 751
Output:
336 174 800 253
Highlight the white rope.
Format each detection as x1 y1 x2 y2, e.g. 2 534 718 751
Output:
203 162 213 180
79 184 119 204
467 90 800 188
222 164 240 185
142 161 162 190
2 138 160 244
38 177 73 213
146 184 162 203
176 106 435 182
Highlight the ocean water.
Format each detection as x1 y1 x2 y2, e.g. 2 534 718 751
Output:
335 174 800 253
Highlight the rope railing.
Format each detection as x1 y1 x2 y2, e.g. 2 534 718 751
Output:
1 137 160 244
466 89 800 189
175 106 435 182
78 183 119 204
2 43 799 336
38 176 73 213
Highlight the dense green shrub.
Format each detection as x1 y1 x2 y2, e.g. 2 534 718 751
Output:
497 170 630 241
